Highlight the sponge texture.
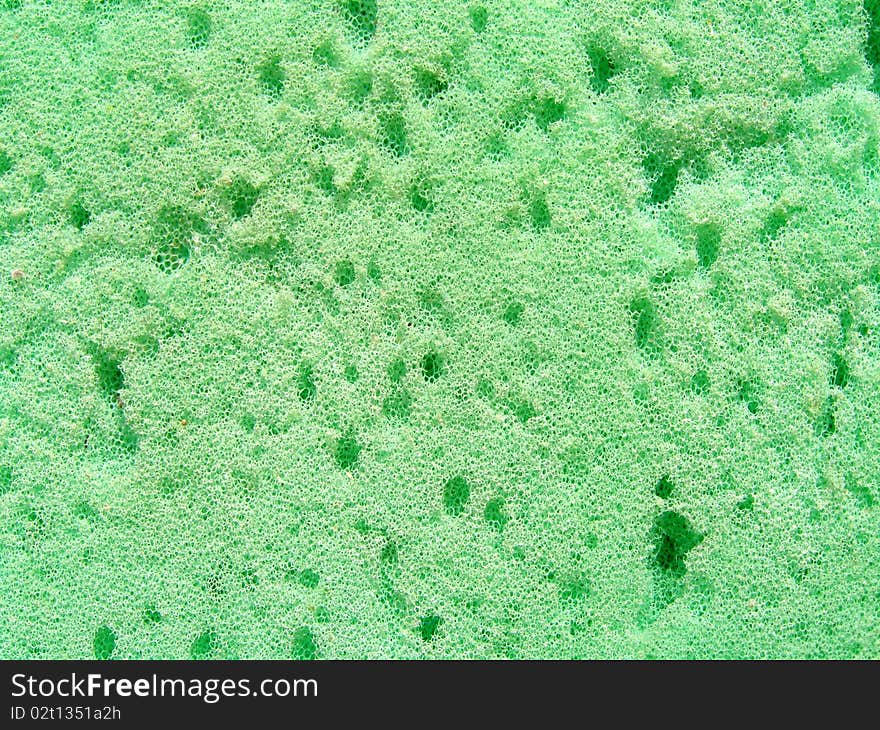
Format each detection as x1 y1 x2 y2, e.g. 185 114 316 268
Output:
0 1 879 659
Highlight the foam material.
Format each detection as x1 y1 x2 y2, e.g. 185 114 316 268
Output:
1 0 879 659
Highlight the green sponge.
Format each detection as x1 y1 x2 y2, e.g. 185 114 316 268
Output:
0 1 878 660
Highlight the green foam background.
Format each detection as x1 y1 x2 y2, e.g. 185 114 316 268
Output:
1 0 879 659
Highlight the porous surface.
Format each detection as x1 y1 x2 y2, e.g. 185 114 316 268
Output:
1 0 879 659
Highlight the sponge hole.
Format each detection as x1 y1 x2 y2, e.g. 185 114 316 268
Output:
153 242 191 273
334 431 361 470
93 625 116 660
642 153 680 205
533 96 567 132
0 465 12 496
185 7 211 49
558 574 591 604
528 192 551 230
346 69 373 106
0 148 12 175
257 55 286 98
380 539 399 566
507 397 536 424
152 205 206 272
387 358 407 382
484 497 509 530
69 202 91 230
654 474 674 499
410 181 435 213
587 47 616 94
469 6 488 33
503 300 524 325
226 177 260 219
292 626 318 659
695 223 721 269
815 396 836 437
831 353 850 388
690 369 709 394
443 476 470 516
419 614 441 641
628 296 657 351
736 378 761 414
421 350 444 381
382 387 412 418
190 629 216 659
414 67 448 103
381 112 409 157
297 365 316 402
342 0 378 44
90 345 124 404
313 41 339 67
760 208 789 242
650 510 702 579
297 569 320 588
334 260 356 286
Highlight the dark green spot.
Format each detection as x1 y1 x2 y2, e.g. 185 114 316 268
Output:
387 358 407 382
335 260 356 286
342 0 377 43
845 473 874 508
443 476 469 516
559 574 591 603
736 379 761 414
510 398 536 424
227 177 259 219
0 465 12 496
484 498 508 530
629 297 657 351
298 569 320 588
410 184 434 213
695 223 720 268
382 387 412 419
533 96 566 132
690 369 710 394
421 350 444 381
529 194 551 230
381 113 409 157
258 55 286 97
414 68 447 102
380 539 398 566
292 626 317 659
588 47 616 94
654 474 673 499
503 301 524 325
93 625 116 660
419 614 441 641
643 154 681 205
185 7 211 48
650 511 703 579
736 494 754 511
469 6 488 33
69 202 91 230
334 432 361 470
312 41 338 67
831 353 850 388
190 630 216 659
298 365 316 402
74 500 100 523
